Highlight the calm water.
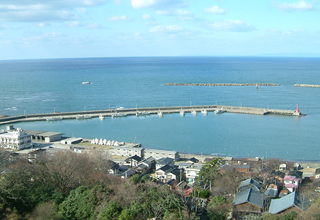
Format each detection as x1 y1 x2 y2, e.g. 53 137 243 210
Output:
1 57 320 161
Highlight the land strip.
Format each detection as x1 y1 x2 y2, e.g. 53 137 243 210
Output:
294 84 320 88
163 83 281 86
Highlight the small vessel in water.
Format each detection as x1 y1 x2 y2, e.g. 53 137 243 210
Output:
99 114 105 120
201 109 208 115
46 117 62 121
76 114 91 119
214 108 226 114
82 82 91 84
112 112 127 118
191 110 197 116
157 110 163 117
180 109 185 116
136 111 151 117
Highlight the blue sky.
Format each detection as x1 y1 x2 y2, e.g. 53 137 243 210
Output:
0 0 319 60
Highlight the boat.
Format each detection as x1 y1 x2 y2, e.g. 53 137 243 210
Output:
82 82 91 84
191 110 197 116
136 111 151 117
76 115 91 119
214 108 226 114
46 117 62 121
180 109 185 116
99 114 105 120
157 110 163 117
112 112 127 118
201 109 208 115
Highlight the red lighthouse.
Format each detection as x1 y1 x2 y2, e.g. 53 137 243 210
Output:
296 104 299 113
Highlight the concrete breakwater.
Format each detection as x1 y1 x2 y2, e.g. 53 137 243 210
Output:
294 84 320 88
163 83 281 86
0 105 304 126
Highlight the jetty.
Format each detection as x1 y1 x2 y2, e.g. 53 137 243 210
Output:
0 105 305 125
163 83 281 86
294 84 320 88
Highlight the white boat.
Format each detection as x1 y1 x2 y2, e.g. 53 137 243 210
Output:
180 109 185 116
191 110 197 116
136 111 151 117
158 110 163 117
201 109 208 115
82 82 91 84
112 112 127 118
76 114 91 119
214 109 226 114
46 117 62 121
99 114 104 120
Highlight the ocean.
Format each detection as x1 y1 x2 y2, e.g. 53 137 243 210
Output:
1 56 320 161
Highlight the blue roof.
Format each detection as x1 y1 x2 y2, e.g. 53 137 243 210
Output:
233 188 265 208
239 178 262 191
269 191 310 214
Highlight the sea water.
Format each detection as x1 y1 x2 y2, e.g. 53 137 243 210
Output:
1 56 320 161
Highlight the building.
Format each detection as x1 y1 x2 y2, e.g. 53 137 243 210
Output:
0 125 32 150
143 149 179 161
233 188 266 214
26 129 63 143
156 157 175 170
111 145 143 157
185 163 204 184
123 155 142 167
269 191 309 215
239 178 262 192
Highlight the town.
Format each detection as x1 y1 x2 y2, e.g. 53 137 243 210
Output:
1 125 320 219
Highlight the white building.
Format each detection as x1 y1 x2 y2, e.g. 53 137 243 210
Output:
111 145 143 157
0 125 32 150
185 163 204 184
143 149 180 161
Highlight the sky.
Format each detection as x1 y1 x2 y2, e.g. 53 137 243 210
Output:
0 0 319 60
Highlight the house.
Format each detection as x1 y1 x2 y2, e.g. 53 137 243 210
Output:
186 157 199 163
156 164 173 180
269 191 309 215
139 156 156 169
218 164 235 174
234 164 251 175
288 170 303 182
155 164 182 182
121 168 136 178
134 163 149 174
123 155 142 167
0 125 32 150
105 160 120 175
239 178 262 192
284 175 299 192
156 157 175 170
185 163 204 184
264 184 278 198
178 162 193 169
301 167 320 179
233 188 266 214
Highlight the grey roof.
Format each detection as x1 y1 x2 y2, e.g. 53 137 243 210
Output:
233 188 265 208
168 168 182 176
157 164 174 172
157 157 174 165
264 188 278 198
125 155 142 162
239 178 262 191
269 191 310 214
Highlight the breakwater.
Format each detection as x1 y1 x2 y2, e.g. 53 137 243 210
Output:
294 84 320 88
0 105 305 126
163 83 281 86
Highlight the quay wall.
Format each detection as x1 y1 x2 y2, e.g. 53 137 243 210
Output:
0 105 302 126
163 83 281 86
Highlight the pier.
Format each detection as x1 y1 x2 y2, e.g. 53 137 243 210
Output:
0 105 305 126
294 84 320 88
163 83 281 86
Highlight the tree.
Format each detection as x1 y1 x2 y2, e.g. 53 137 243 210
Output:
98 200 122 220
197 157 224 189
59 184 108 220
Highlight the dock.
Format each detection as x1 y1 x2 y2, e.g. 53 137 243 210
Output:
0 105 305 126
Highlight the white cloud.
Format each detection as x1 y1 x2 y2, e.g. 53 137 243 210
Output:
0 0 107 22
209 20 256 32
149 25 184 33
155 9 198 20
131 0 186 9
142 14 153 20
272 0 314 12
107 15 131 21
203 6 228 14
70 21 80 27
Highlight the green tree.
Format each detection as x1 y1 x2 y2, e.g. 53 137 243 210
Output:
59 185 108 220
197 157 224 189
98 200 122 220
